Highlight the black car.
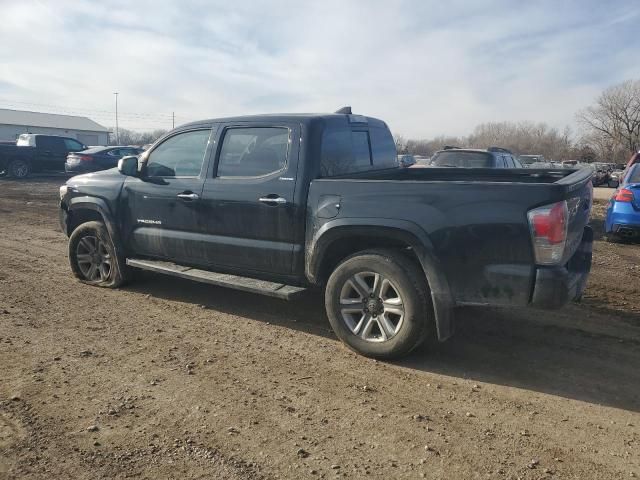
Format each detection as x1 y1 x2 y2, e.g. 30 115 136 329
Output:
430 147 523 168
65 146 143 173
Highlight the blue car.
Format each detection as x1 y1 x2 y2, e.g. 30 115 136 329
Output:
605 163 640 241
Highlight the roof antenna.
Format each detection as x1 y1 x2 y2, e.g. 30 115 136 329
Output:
335 106 352 114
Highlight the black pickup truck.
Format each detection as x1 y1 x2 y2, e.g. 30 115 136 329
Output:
59 109 593 358
0 134 88 178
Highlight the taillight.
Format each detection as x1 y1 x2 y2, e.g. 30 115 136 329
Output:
614 188 633 202
527 200 568 265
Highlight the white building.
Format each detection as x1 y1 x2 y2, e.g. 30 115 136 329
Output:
0 108 109 146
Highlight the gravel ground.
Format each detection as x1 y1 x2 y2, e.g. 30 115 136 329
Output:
593 186 615 201
1 176 639 479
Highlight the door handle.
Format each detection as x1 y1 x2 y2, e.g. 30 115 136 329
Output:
177 193 199 201
259 196 287 205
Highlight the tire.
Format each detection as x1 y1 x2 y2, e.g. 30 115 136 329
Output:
7 159 30 179
68 221 129 288
325 249 433 359
605 232 623 243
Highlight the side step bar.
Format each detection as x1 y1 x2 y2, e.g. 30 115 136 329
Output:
126 258 306 300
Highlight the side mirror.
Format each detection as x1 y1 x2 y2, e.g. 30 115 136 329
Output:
118 156 139 176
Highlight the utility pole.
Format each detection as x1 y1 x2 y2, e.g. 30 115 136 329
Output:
113 92 119 144
172 111 175 129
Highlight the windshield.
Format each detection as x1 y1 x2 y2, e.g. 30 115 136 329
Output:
431 151 491 168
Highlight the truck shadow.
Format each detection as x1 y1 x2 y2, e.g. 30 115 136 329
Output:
404 306 640 413
127 274 640 413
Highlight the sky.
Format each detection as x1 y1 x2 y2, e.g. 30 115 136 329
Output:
0 0 639 138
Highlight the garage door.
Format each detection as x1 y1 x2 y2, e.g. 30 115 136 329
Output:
77 134 99 146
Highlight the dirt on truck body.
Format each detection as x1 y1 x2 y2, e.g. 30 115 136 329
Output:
0 176 639 479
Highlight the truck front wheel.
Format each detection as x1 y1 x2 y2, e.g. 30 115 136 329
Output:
325 249 433 359
68 221 129 288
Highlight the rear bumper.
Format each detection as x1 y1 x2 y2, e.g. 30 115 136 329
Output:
530 226 593 309
611 223 640 238
605 202 640 234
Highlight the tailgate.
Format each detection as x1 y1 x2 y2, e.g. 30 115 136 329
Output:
559 170 593 262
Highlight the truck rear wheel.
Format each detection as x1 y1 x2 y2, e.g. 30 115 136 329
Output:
325 249 432 359
7 159 30 179
68 221 129 288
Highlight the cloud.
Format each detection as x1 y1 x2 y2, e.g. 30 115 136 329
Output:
0 0 638 137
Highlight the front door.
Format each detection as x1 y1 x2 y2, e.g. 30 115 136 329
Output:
199 123 302 275
121 127 215 265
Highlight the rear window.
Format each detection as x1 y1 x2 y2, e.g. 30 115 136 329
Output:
320 124 397 177
352 131 372 169
320 127 353 177
431 151 492 168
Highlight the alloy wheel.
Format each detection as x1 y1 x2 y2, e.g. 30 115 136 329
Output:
339 271 405 342
76 235 112 282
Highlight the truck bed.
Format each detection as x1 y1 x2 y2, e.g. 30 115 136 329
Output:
308 166 592 308
334 166 592 186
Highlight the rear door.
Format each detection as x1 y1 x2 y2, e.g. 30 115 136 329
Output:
36 136 67 170
121 127 215 265
199 122 302 275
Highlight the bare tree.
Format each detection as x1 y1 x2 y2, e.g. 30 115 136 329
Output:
578 79 640 160
468 121 573 159
108 128 167 146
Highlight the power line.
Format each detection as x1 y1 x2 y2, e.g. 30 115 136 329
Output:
0 98 190 121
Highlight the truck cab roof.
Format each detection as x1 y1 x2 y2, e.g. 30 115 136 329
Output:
180 112 389 130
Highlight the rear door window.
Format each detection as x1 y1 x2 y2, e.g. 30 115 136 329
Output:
38 136 64 151
64 138 85 151
217 127 289 177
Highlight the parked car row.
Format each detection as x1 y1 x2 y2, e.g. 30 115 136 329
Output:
0 133 146 178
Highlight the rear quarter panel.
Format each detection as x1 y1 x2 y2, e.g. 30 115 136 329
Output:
308 178 588 306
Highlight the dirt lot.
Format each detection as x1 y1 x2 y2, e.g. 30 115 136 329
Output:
1 177 639 479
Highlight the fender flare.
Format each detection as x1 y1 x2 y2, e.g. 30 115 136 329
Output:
307 218 455 340
65 196 122 248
